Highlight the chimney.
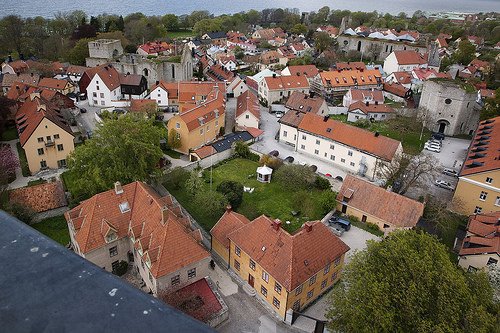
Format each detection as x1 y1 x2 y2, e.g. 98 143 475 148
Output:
8 55 13 62
304 222 313 232
114 181 123 194
161 206 169 225
272 73 277 78
375 132 380 137
365 101 369 106
155 80 159 85
323 115 329 122
309 91 315 98
272 219 282 231
375 101 379 105
225 205 232 213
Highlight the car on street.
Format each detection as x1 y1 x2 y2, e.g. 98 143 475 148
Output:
284 156 294 163
328 216 351 231
78 92 87 100
432 132 445 141
269 150 279 157
275 112 284 118
80 108 87 113
435 179 454 191
442 168 459 177
329 223 345 236
424 145 441 153
424 140 441 148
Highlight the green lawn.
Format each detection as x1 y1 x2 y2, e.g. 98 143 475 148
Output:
61 170 90 205
1 127 18 141
16 142 30 177
166 158 330 233
32 215 70 246
166 30 195 39
164 149 182 159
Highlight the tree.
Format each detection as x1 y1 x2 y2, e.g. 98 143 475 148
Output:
274 164 316 190
0 96 16 140
327 230 497 332
290 23 308 36
0 145 19 202
163 167 189 190
319 190 337 214
168 129 182 150
185 171 203 196
67 115 165 197
216 181 243 209
66 38 92 66
234 141 250 159
162 14 179 31
480 88 500 120
259 154 283 170
454 39 476 65
194 190 228 218
313 31 333 53
193 18 222 36
487 264 500 303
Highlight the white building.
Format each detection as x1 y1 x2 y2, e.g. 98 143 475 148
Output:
87 66 121 107
235 90 260 129
279 112 402 180
347 102 395 122
227 76 248 98
343 88 384 107
258 75 310 105
383 50 428 75
149 81 171 107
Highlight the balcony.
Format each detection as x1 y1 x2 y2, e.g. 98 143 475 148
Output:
45 140 55 147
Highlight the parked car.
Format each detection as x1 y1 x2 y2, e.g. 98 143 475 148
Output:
78 92 87 100
425 141 441 148
432 132 445 141
442 168 458 177
329 223 345 236
424 145 441 153
80 108 87 113
284 156 294 163
275 112 284 118
427 139 442 146
328 216 351 231
269 150 279 157
435 179 454 191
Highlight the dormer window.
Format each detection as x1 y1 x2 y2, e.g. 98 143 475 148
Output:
119 201 130 213
106 232 117 243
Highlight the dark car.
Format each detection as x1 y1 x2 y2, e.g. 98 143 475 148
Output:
328 216 351 231
80 108 87 113
432 132 445 141
284 156 294 163
78 92 87 100
269 150 279 157
310 165 318 172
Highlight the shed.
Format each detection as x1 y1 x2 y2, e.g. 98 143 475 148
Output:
256 165 273 183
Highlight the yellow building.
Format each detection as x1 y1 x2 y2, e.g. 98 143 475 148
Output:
167 85 225 154
211 208 350 319
453 117 500 215
15 94 74 174
337 175 425 233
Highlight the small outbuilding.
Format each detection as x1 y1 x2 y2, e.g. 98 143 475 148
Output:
256 165 273 183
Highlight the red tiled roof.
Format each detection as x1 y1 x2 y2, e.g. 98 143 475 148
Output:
338 175 424 228
285 91 326 115
65 182 209 279
3 60 29 73
383 82 410 98
466 212 500 238
151 81 179 99
459 116 500 177
298 112 401 161
9 181 67 213
436 37 448 48
1 73 40 88
211 208 251 248
236 90 260 120
15 95 73 146
207 63 235 82
459 236 500 256
192 145 217 159
264 75 309 91
38 78 71 91
319 69 381 88
393 50 427 65
228 216 349 291
94 65 120 90
179 85 226 131
390 71 412 85
348 101 395 114
349 88 384 103
66 65 89 75
138 41 172 54
130 99 157 113
470 59 490 70
285 65 319 78
335 62 366 71
244 126 264 138
480 89 495 99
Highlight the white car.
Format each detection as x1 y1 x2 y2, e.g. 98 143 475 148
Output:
424 145 441 153
427 139 442 147
442 168 458 177
275 112 284 118
435 179 454 191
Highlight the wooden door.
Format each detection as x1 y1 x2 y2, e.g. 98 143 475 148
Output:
248 274 254 288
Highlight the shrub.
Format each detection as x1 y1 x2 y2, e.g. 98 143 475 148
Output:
216 181 244 209
185 171 204 196
194 190 228 219
315 176 331 190
354 119 371 128
275 164 316 190
5 202 36 224
319 190 337 214
259 154 283 170
292 191 316 218
112 261 129 276
248 152 260 162
164 167 189 190
234 141 250 158
366 222 381 233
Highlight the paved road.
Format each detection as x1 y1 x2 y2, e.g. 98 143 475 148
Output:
225 96 237 135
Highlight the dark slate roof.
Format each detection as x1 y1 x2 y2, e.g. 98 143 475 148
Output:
206 32 227 40
0 210 214 333
211 131 253 152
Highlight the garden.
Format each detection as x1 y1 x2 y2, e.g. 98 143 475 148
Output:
163 155 337 233
32 215 70 246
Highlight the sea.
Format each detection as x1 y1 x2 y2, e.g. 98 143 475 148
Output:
1 0 499 19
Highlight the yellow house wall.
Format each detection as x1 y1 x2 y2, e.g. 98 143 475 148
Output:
453 170 500 215
337 201 390 231
229 241 289 319
23 118 75 174
458 253 500 271
167 114 223 154
211 237 229 265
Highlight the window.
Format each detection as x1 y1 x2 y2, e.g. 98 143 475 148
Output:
109 246 118 257
331 271 338 281
307 290 314 299
100 93 104 98
324 263 330 275
234 259 240 271
495 197 500 207
350 162 355 167
96 85 100 91
292 300 300 311
474 206 482 214
249 259 256 271
309 275 317 286
262 271 269 283
445 98 452 105
334 257 341 266
245 114 250 119
321 280 327 289
57 144 64 151
341 158 345 163
187 268 196 279
283 131 287 137
272 297 280 309
149 272 153 283
40 160 47 168
37 137 43 143
100 101 105 106
302 135 306 140
486 177 493 184
57 159 67 168
295 284 303 295
111 260 119 271
324 152 327 157
215 120 219 126
206 125 210 132
171 275 180 286
93 100 97 105
200 129 204 134
261 286 268 297
235 246 241 257
487 257 498 266
93 92 97 97
175 122 180 129
158 93 161 97
348 150 353 156
37 148 44 155
479 191 488 201
54 134 60 139
330 155 335 161
274 282 282 294
330 144 334 150
314 149 319 155
300 144 305 150
316 139 320 145
119 202 130 213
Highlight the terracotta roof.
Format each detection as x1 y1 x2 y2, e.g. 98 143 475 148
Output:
348 88 384 103
211 208 251 248
436 37 448 48
389 71 412 85
480 89 495 99
338 175 424 228
383 82 410 97
138 41 172 54
466 212 500 238
264 75 309 91
459 116 500 177
244 126 264 138
1 73 40 88
3 60 29 73
285 65 319 78
9 181 67 213
298 112 401 161
319 69 381 88
279 109 306 128
291 43 305 51
15 95 73 146
412 68 439 81
119 73 144 86
65 182 209 279
179 86 226 131
130 99 157 113
467 35 484 45
470 59 490 70
228 216 349 291
151 81 179 99
38 78 71 91
317 26 339 36
285 91 326 115
66 65 89 75
207 63 235 82
259 50 285 65
236 90 260 119
192 145 217 159
348 101 395 114
335 62 366 71
7 83 74 109
255 28 286 40
460 236 500 256
94 65 120 90
393 50 427 65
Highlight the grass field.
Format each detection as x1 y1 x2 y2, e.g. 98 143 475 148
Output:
32 215 70 246
165 158 330 233
166 30 195 39
61 171 91 205
16 142 30 177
